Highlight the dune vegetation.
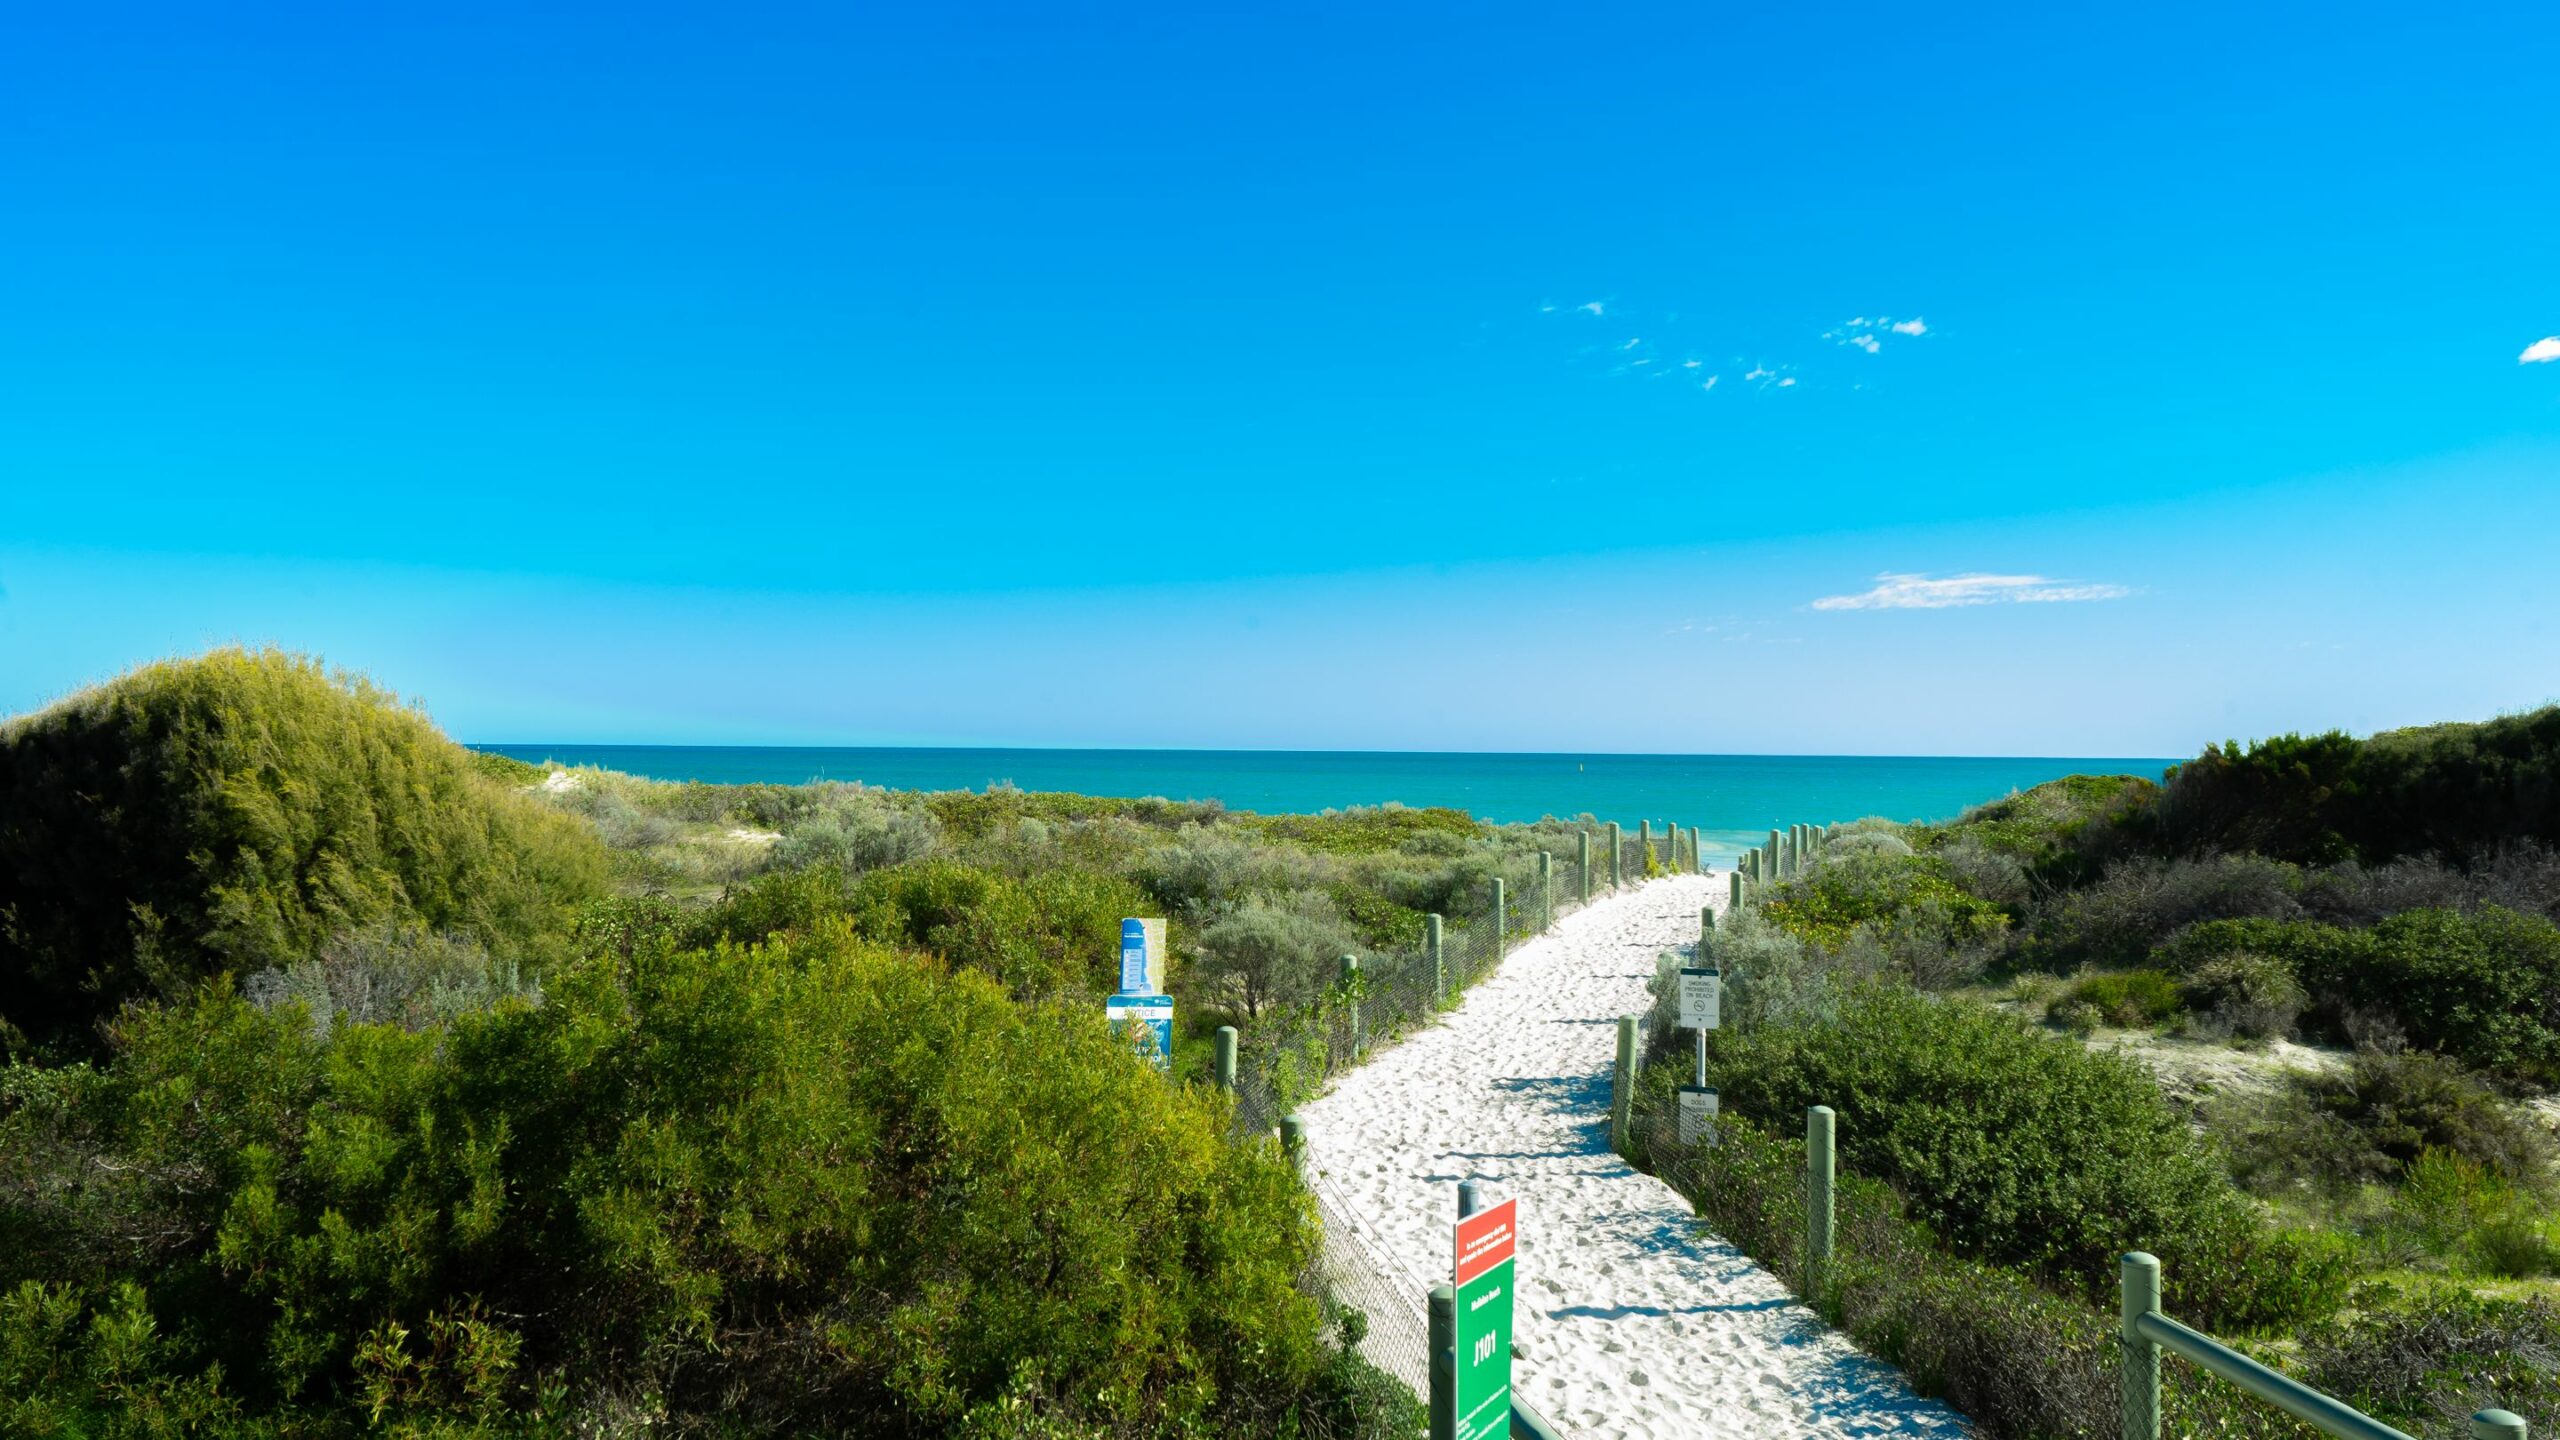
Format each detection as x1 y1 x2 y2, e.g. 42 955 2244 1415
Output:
0 650 1593 1439
1633 711 2560 1439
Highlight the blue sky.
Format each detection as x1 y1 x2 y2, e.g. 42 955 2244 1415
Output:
4 2 2557 754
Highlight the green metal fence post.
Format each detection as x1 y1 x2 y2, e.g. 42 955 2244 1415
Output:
1609 822 1624 889
1214 1026 1238 1092
1700 905 1715 954
2121 1251 2162 1440
1766 829 1783 879
1638 820 1650 876
1428 912 1446 1003
1429 1284 1456 1440
2474 1411 2529 1440
1280 1113 1306 1162
1613 1015 1637 1156
1578 831 1592 903
1339 955 1362 1056
1492 878 1507 963
1806 1106 1836 1296
1729 871 1743 910
1538 851 1553 932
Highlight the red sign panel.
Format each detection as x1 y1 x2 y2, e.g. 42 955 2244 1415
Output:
1453 1197 1518 1288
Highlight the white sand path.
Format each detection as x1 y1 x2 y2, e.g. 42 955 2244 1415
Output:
1295 874 1966 1440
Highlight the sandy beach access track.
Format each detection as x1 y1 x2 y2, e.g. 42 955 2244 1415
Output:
1294 873 1965 1440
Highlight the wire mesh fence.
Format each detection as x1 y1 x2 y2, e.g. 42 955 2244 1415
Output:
1299 1162 1439 1402
1228 838 1611 1144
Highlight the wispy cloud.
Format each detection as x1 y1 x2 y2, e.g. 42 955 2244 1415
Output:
1812 571 2134 611
1825 315 1931 352
2522 336 2560 364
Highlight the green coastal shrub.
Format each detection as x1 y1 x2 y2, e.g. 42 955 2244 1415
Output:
2162 908 2560 1083
2045 969 2184 1031
0 649 612 1057
2179 951 2306 1040
1761 854 2007 957
848 860 1150 998
2032 854 2304 969
0 928 1385 1438
2138 710 2560 866
1636 1107 2325 1440
1699 986 2347 1329
2306 1289 2560 1434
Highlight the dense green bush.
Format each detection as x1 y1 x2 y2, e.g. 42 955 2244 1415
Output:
2134 709 2560 866
2179 951 2306 1040
0 928 1392 1438
2046 969 2184 1032
2227 1051 2557 1195
1635 1107 2327 1440
2162 908 2560 1083
0 650 612 1057
1762 853 2008 956
2304 1289 2560 1437
1698 986 2347 1329
2032 854 2304 970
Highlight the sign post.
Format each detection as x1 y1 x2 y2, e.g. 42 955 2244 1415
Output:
1106 993 1174 1071
1678 966 1721 1146
1452 1197 1517 1440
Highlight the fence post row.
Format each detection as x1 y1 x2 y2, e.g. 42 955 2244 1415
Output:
1638 820 1650 873
1806 1105 1836 1293
1612 1015 1637 1155
1492 878 1507 964
1538 851 1553 932
1428 912 1446 1003
1608 821 1623 890
1339 954 1362 1057
1578 831 1592 904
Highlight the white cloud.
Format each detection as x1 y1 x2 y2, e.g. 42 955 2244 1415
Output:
1811 571 2134 611
1777 377 1796 387
1618 337 1642 350
1743 365 1773 381
1578 301 1606 316
1828 315 1932 351
2522 336 2560 364
1700 376 1718 391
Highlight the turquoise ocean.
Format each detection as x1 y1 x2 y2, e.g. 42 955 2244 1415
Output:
482 746 2178 864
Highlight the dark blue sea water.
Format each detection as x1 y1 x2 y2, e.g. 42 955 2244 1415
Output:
481 745 2178 863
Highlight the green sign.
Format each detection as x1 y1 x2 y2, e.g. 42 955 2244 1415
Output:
1452 1198 1516 1440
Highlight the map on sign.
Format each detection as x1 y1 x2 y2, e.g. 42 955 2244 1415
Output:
1105 993 1173 1070
1678 967 1721 1030
1452 1197 1517 1440
1678 1085 1719 1146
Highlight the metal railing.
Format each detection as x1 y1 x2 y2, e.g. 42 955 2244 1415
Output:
2120 1252 2527 1440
